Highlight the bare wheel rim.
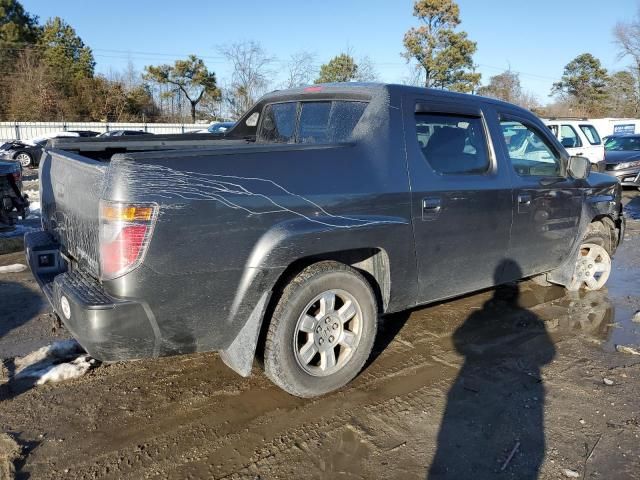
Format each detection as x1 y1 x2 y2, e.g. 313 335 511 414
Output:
570 243 611 291
293 289 363 377
16 153 31 167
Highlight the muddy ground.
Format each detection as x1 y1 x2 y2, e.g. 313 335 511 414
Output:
0 190 639 479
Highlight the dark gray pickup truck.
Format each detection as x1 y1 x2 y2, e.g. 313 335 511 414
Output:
26 83 624 397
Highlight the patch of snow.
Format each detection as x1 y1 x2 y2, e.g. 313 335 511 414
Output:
0 264 27 274
13 340 97 385
562 469 580 478
34 355 95 385
28 200 40 217
22 188 38 198
616 344 640 356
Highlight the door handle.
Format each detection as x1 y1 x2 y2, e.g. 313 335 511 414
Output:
575 152 583 156
518 194 531 205
422 197 441 221
517 193 531 213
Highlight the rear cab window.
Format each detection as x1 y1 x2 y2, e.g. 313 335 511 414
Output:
257 100 367 144
579 124 602 145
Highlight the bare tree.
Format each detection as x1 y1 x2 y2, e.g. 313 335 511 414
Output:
355 56 378 82
6 48 63 120
283 51 316 88
401 63 426 87
219 40 274 119
614 12 640 108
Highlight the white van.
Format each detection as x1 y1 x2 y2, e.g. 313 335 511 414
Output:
544 120 605 172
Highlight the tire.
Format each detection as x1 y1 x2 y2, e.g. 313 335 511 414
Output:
14 151 33 168
567 222 613 291
264 261 377 397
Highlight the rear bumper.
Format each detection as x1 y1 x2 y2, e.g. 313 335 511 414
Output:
25 231 159 361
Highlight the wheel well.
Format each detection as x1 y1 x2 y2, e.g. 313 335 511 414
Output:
588 216 618 254
270 248 390 314
254 248 390 366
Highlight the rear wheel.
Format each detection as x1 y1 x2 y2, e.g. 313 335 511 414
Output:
567 223 612 291
264 261 377 397
14 151 33 168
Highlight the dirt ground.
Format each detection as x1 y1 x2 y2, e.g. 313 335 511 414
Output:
0 191 639 480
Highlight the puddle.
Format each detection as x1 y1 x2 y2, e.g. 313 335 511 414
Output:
598 230 640 352
533 228 640 352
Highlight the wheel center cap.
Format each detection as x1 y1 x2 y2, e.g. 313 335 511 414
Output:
315 315 341 348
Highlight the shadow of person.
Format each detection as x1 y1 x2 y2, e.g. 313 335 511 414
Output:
428 259 556 479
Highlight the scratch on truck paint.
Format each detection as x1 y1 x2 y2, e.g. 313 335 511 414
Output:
110 163 406 229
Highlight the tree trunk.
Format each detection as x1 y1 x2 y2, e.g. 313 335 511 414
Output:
191 101 196 123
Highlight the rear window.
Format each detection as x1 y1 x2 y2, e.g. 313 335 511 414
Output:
415 113 490 175
579 124 601 145
258 100 367 144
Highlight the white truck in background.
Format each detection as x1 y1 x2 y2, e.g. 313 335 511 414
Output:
588 118 640 138
544 119 605 172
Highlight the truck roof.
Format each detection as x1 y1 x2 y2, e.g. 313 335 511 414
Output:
261 82 534 117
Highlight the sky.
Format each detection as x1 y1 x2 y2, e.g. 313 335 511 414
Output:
19 0 639 102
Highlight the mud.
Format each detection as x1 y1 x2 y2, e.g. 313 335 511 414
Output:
0 190 639 479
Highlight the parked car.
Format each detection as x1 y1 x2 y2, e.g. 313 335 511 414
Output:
603 134 640 189
0 139 46 168
26 84 624 397
0 131 83 168
207 121 235 134
0 158 29 228
545 119 605 172
98 130 153 137
194 122 236 134
67 130 100 137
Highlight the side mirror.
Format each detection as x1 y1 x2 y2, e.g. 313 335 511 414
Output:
567 155 590 180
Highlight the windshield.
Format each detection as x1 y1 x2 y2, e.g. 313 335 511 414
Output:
605 136 640 151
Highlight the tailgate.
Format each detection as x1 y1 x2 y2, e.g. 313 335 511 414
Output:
40 149 108 277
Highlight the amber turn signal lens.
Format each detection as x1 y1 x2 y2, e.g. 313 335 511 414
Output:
101 204 154 222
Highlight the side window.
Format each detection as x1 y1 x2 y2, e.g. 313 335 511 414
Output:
559 125 582 148
415 113 490 175
548 124 558 136
258 102 297 143
500 120 562 177
579 124 602 145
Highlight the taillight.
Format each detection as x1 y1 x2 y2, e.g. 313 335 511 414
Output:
99 201 158 280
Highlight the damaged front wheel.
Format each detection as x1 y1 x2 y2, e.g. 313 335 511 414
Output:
567 242 612 291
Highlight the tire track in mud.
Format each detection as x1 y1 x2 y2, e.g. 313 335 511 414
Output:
34 330 459 479
18 282 570 479
152 360 457 480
